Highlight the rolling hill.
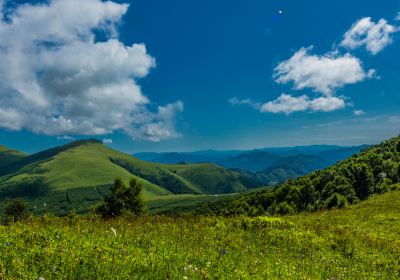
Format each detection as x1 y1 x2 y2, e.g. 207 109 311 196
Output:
0 139 260 214
0 145 26 168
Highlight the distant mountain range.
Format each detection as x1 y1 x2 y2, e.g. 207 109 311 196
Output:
134 145 369 185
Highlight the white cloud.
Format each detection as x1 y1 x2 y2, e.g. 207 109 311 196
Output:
228 97 261 110
310 96 346 112
0 0 183 141
341 17 398 55
354 110 365 116
396 12 400 21
57 135 75 141
274 47 372 95
260 94 345 115
261 94 310 114
126 101 184 142
102 138 113 144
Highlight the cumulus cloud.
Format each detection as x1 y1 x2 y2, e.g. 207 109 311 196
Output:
0 0 183 141
274 47 373 95
340 17 398 55
126 101 184 142
261 94 310 114
310 96 346 112
260 94 345 115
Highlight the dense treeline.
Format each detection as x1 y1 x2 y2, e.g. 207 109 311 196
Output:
192 136 400 216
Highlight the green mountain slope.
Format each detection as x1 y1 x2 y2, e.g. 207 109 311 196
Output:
0 139 260 214
245 154 330 185
0 145 26 168
188 135 400 216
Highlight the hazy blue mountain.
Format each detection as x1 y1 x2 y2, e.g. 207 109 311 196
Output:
317 145 370 165
250 154 331 185
217 151 280 172
134 145 368 176
134 150 244 164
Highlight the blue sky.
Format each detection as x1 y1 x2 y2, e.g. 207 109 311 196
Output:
0 0 400 153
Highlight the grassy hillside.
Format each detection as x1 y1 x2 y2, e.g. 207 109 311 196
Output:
0 145 25 168
0 140 260 214
0 190 399 279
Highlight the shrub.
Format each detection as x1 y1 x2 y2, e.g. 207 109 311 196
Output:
96 178 146 218
3 198 29 223
325 193 348 209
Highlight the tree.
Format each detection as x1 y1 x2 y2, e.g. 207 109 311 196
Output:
349 164 375 200
3 198 29 223
124 178 146 215
97 178 146 218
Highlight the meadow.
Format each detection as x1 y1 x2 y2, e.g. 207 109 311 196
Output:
0 190 399 279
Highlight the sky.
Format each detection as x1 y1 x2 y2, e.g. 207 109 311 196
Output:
0 0 400 154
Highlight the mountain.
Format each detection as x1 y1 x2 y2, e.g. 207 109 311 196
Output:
134 149 244 164
134 145 367 174
317 145 370 165
192 135 400 216
217 150 280 172
248 154 331 185
260 145 342 157
0 139 260 214
135 152 219 164
0 145 26 168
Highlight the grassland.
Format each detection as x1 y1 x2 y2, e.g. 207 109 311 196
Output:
0 140 260 214
0 146 25 169
0 190 399 279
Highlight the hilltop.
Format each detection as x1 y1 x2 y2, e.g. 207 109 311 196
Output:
0 145 26 168
0 140 260 214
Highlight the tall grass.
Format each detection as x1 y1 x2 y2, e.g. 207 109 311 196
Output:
0 191 399 279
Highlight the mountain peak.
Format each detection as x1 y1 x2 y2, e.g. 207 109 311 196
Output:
62 138 103 148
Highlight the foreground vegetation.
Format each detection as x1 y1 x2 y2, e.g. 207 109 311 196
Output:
0 190 399 279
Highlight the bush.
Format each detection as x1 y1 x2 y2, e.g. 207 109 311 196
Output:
3 198 29 223
275 202 295 215
325 193 348 209
97 178 146 218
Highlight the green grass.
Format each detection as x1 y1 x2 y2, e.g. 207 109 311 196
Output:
0 146 25 169
147 193 239 214
0 190 399 279
0 140 261 213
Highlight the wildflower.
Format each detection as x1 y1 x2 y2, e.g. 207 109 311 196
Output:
4 242 11 247
39 277 45 280
0 272 3 279
220 249 228 255
111 227 117 237
184 264 193 271
43 202 47 208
